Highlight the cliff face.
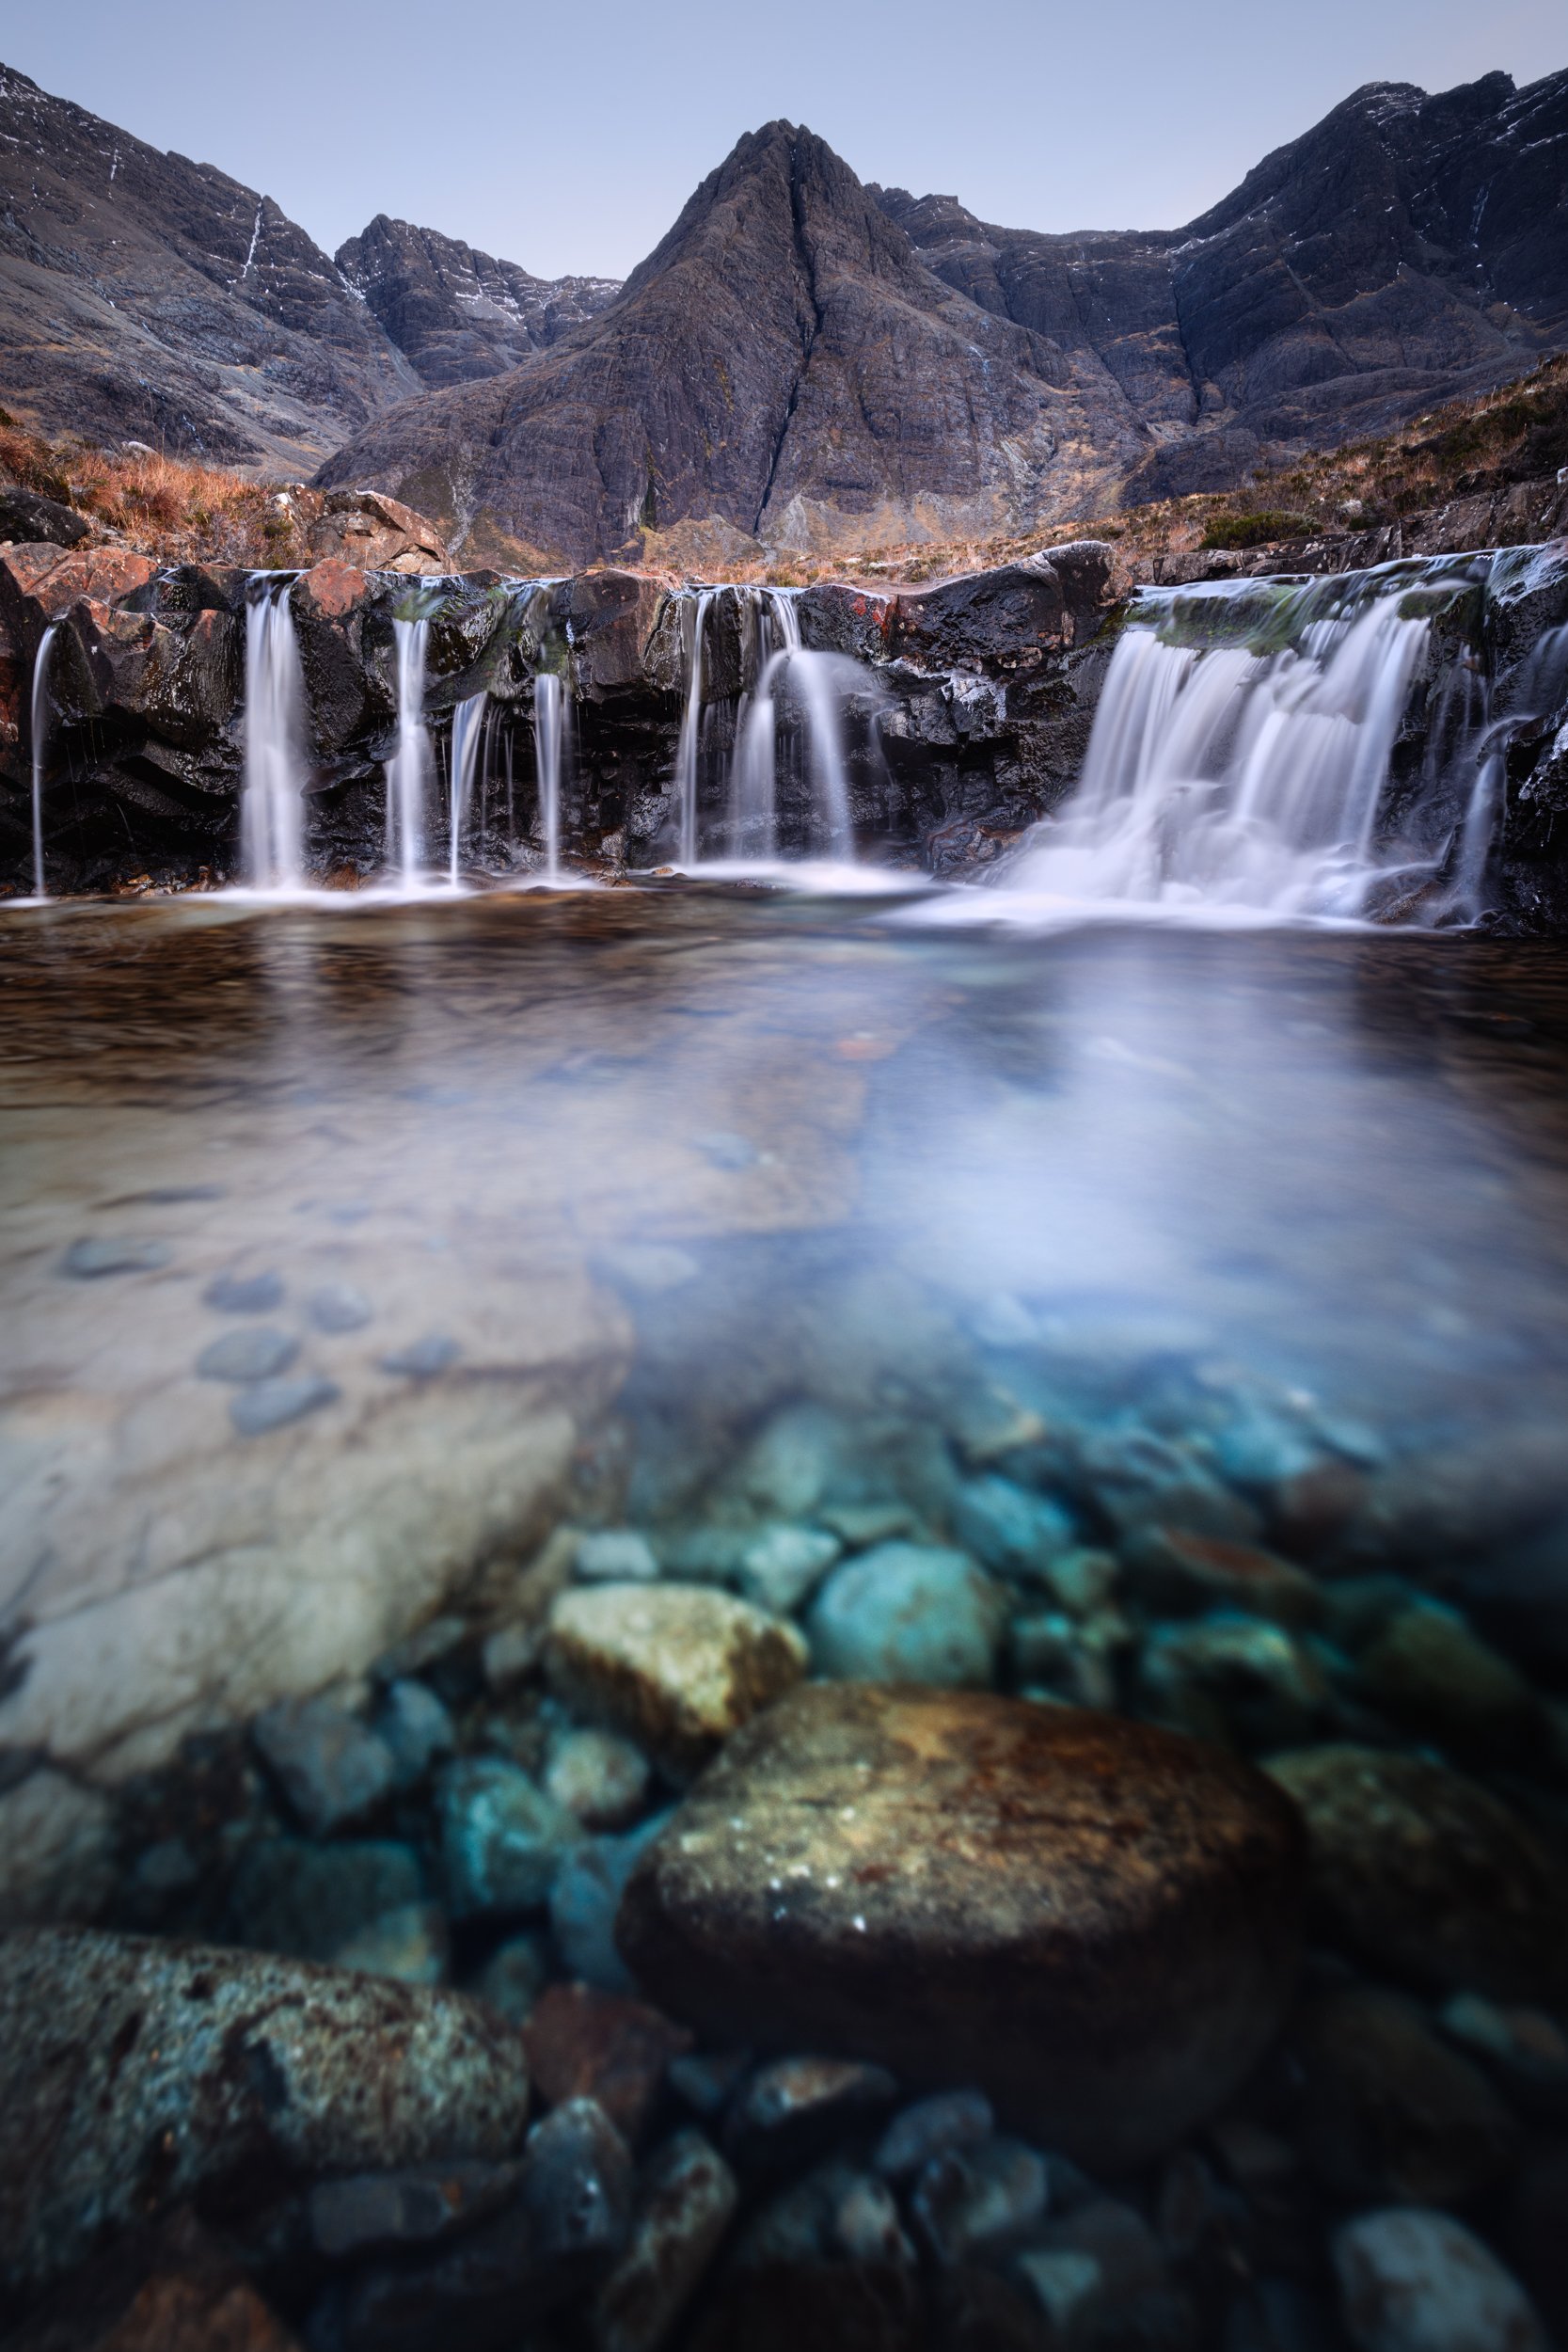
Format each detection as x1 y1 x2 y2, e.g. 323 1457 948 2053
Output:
334 216 621 389
0 66 421 471
321 72 1568 564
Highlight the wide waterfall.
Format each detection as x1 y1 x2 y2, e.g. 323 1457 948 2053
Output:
28 621 58 900
387 615 432 885
1006 551 1568 925
240 580 308 892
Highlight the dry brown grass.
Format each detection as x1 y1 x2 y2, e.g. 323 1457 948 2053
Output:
0 411 321 566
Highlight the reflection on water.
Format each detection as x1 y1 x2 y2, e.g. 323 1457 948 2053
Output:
5 888 1568 2341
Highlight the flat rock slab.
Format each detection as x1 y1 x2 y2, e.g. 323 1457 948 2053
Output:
0 1928 531 2294
617 1685 1306 2171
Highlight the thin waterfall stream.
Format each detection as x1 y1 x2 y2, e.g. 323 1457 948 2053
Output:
448 695 488 888
533 673 568 879
28 621 57 900
241 580 308 892
387 615 432 887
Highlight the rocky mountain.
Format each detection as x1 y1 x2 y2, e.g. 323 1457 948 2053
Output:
334 215 621 389
878 66 1568 503
321 68 1568 565
0 64 425 472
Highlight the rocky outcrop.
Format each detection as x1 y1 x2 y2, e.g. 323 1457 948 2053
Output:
616 1685 1307 2170
0 63 421 470
302 490 451 576
336 215 621 389
322 74 1568 565
1144 470 1568 585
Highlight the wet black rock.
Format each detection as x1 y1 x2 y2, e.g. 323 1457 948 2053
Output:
873 2090 995 2182
618 1684 1306 2169
0 485 90 548
908 2134 1048 2265
1267 1744 1568 2002
723 2056 899 2176
0 1927 531 2294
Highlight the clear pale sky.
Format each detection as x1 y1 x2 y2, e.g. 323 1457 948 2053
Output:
3 0 1562 278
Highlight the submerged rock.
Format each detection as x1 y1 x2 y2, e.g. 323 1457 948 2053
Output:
805 1543 1006 1688
1332 2208 1550 2352
436 1757 581 1920
228 1836 424 1960
0 1927 531 2294
1268 1745 1568 2002
1293 1986 1520 2205
252 1695 397 1836
616 1684 1306 2169
546 1583 807 1778
590 2128 738 2352
522 1981 693 2143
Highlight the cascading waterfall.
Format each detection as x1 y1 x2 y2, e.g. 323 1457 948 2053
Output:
28 622 58 900
1005 554 1552 922
731 591 801 857
241 580 308 891
674 590 714 865
387 616 432 886
533 673 570 879
448 694 488 887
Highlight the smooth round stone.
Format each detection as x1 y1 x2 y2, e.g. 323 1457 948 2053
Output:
196 1326 298 1383
806 1544 1006 1688
308 1280 373 1332
58 1236 171 1279
1333 2209 1551 2352
203 1268 285 1314
617 1684 1306 2170
380 1333 462 1378
230 1375 339 1436
1267 1745 1568 2003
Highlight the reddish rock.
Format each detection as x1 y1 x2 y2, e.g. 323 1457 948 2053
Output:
0 546 159 633
304 492 447 578
523 1981 693 2143
618 1685 1307 2171
294 557 371 620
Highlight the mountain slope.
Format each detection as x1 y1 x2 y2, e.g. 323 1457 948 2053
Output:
0 62 420 470
335 215 621 389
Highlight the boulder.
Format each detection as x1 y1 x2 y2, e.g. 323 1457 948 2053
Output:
616 1685 1306 2170
0 486 92 548
1267 1745 1568 2002
0 1927 531 2293
305 490 449 576
546 1583 807 1778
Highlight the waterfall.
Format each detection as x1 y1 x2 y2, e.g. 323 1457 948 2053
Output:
731 591 800 857
791 649 855 857
28 622 58 900
533 673 570 878
387 617 431 885
1005 561 1492 920
674 590 714 865
448 693 488 887
241 581 308 891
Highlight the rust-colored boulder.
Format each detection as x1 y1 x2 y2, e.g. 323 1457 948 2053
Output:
305 490 449 577
617 1685 1306 2171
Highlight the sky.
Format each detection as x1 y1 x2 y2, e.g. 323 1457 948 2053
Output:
2 0 1563 279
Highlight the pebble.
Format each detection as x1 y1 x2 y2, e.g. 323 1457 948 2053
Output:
436 1756 581 1919
734 1522 842 1614
952 1474 1077 1582
618 1683 1306 2170
546 1724 653 1830
909 2135 1048 2265
550 1814 673 1992
308 1279 372 1331
732 1403 839 1519
546 1582 807 1779
252 1694 398 1836
806 1542 1006 1688
1138 1612 1329 1748
230 1375 339 1435
1041 1547 1122 1617
1016 2198 1185 2346
1009 1611 1118 1708
1294 1986 1520 2204
577 1529 661 1582
203 1268 285 1313
197 1325 299 1382
309 2158 522 2260
668 2048 753 2118
58 1236 171 1278
819 1501 917 1549
468 1931 550 2025
372 1677 457 1790
325 2096 633 2348
0 1927 531 2295
1267 1745 1568 2001
379 1332 462 1377
874 2089 995 2181
1440 1993 1568 2112
522 1981 694 2143
1120 1524 1323 1627
590 2129 738 2352
228 1836 424 1960
724 2055 899 2174
331 1901 451 1987
1333 2208 1550 2352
